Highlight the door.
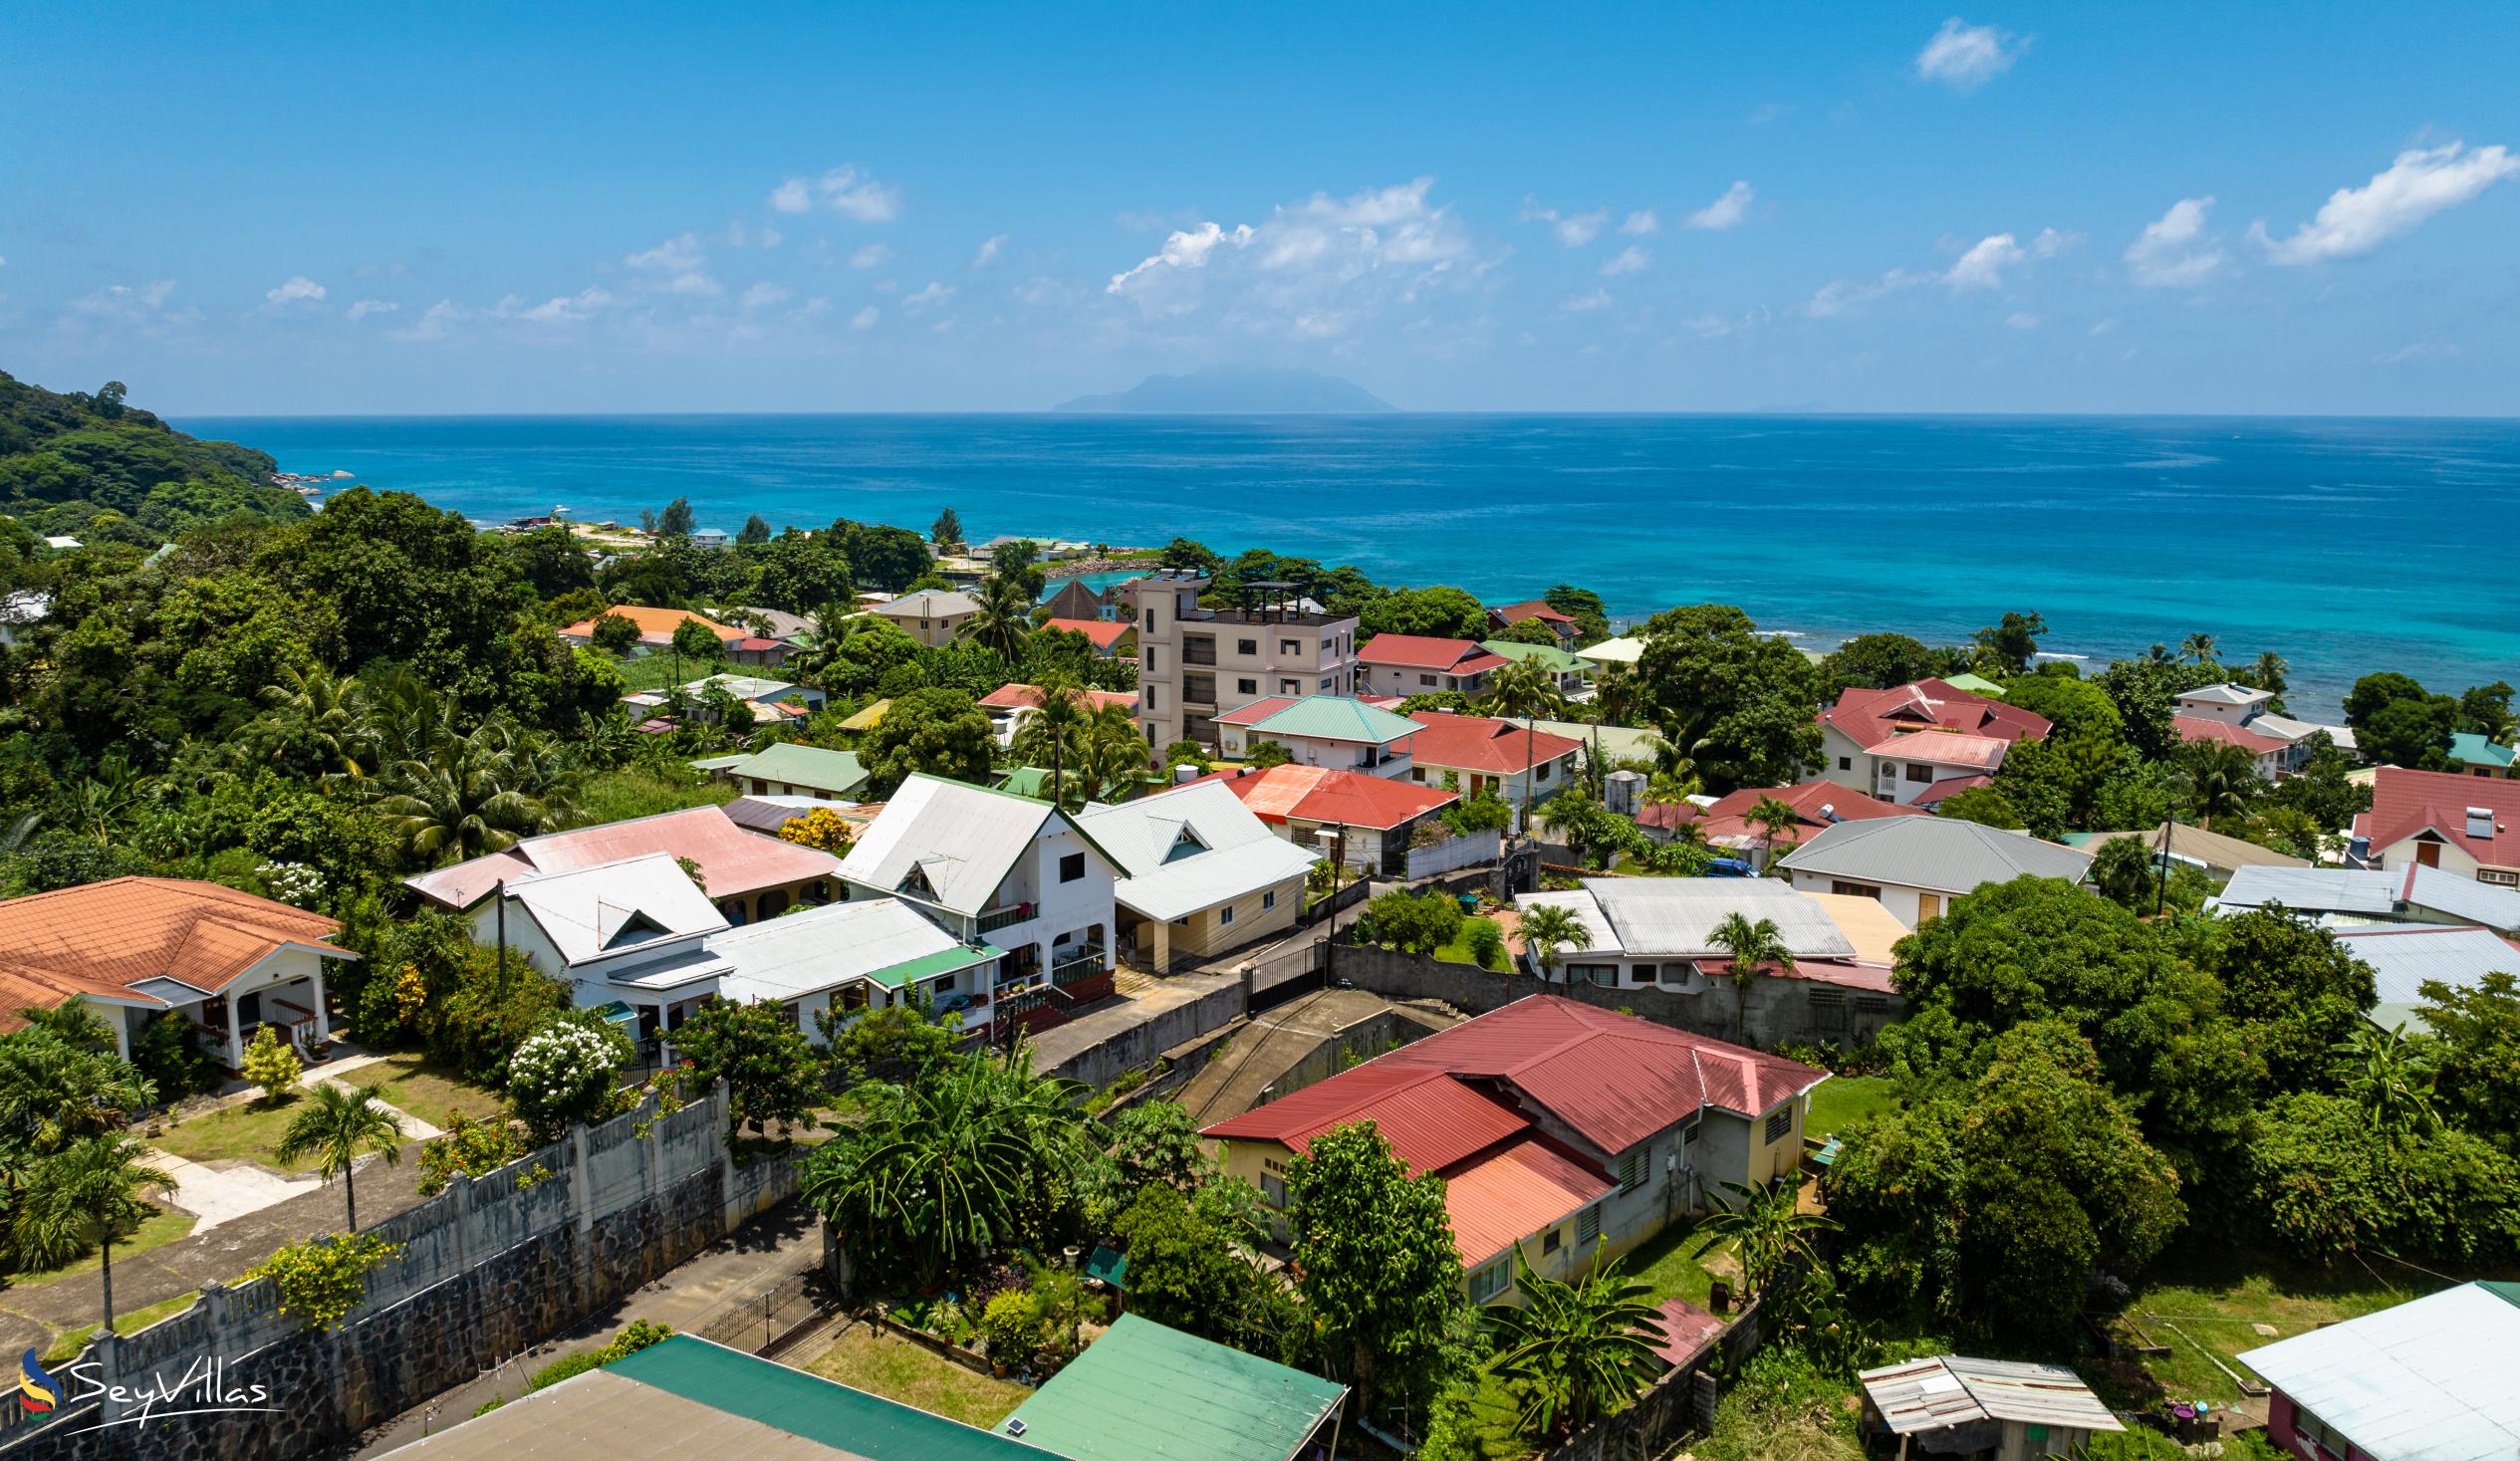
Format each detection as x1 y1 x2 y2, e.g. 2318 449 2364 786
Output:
2417 841 2443 867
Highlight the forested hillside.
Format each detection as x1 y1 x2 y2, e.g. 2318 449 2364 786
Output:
0 370 307 544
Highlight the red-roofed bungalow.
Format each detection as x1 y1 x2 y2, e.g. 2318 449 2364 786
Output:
1358 634 1512 699
1193 762 1461 876
2353 766 2520 884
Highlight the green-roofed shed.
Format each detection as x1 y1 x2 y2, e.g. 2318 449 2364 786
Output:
721 742 870 798
1479 638 1588 674
997 1314 1346 1461
1940 671 2005 697
604 1334 1065 1460
1247 695 1421 746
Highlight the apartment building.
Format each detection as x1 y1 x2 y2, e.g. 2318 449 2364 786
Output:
1127 571 1362 751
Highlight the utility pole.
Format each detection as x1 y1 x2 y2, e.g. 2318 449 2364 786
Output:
496 878 509 1001
2153 815 2171 918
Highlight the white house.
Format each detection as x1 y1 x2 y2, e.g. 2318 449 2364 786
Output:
480 852 732 1050
1775 817 2094 928
1511 877 1881 994
1214 695 1421 778
1073 781 1320 973
2350 768 2520 886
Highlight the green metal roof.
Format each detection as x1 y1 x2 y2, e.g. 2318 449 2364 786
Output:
729 742 870 796
605 1335 1061 1460
1479 639 1587 673
995 766 1055 798
864 941 1004 990
2449 732 2517 770
1083 1244 1128 1290
1940 671 2006 696
1248 695 1421 746
998 1315 1345 1461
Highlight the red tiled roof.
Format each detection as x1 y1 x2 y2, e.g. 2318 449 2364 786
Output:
2354 767 2520 867
1043 617 1133 650
1214 697 1300 728
1197 764 1459 831
1821 678 2050 749
1405 711 1585 775
1649 1298 1725 1367
1358 634 1497 671
977 682 1138 713
0 877 352 1027
1860 729 2011 769
1441 1132 1619 1268
2172 715 2288 755
1490 601 1576 626
730 637 788 652
1910 774 1993 807
1641 781 1925 844
1202 1064 1532 1175
404 806 843 910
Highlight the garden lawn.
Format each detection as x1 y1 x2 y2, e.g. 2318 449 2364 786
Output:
1622 1222 1734 1310
151 1092 336 1172
1429 915 1510 971
41 1291 202 1364
360 1053 505 1127
3 1206 194 1289
570 766 736 827
2087 1256 2438 1409
1805 1076 1897 1141
806 1324 1033 1430
614 654 705 692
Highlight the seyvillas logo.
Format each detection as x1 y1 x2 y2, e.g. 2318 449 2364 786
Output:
17 1349 63 1414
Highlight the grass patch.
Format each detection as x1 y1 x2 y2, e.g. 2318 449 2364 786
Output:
612 653 711 692
2089 1255 2434 1408
361 1053 506 1128
1806 1076 1898 1141
570 765 736 827
152 1092 331 1172
806 1324 1033 1430
42 1291 202 1364
4 1206 195 1289
1429 916 1510 971
1621 1221 1734 1310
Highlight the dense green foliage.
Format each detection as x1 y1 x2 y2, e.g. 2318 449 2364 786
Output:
1282 1120 1465 1415
0 371 307 542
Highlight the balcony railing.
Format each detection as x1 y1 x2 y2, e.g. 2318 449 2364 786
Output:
1182 643 1219 666
1051 945 1107 984
977 903 1033 934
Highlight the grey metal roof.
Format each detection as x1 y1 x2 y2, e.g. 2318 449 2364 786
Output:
2238 1284 2520 1461
707 899 991 1003
839 775 1057 914
1075 782 1320 921
1859 1355 2122 1437
1775 818 2092 895
2176 682 2274 707
2332 925 2520 1032
1545 877 1858 960
723 794 858 834
2210 865 2520 933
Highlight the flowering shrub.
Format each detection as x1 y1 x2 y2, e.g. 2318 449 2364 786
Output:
506 1018 630 1140
250 1233 402 1331
415 1113 532 1195
256 859 325 908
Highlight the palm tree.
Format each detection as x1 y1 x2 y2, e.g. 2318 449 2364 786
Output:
1515 902 1592 981
13 1134 175 1333
2177 739 2259 831
2180 631 2220 665
373 726 554 865
0 1027 157 1156
1709 911 1794 1044
1484 1243 1669 1436
2250 651 2289 698
273 1082 406 1232
1485 657 1566 837
1076 703 1154 802
1744 796 1802 871
959 575 1035 661
1591 661 1637 725
1690 1176 1836 1301
255 662 379 779
2329 1026 2439 1135
1013 673 1091 809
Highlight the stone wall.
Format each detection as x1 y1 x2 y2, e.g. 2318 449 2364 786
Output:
1250 1006 1452 1107
0 1085 797 1461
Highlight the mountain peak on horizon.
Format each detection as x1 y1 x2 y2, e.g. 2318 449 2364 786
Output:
1054 365 1393 415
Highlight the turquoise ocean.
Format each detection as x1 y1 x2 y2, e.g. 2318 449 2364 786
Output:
175 413 2520 719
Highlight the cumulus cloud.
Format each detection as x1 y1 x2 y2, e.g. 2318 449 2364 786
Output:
850 305 880 331
971 234 1008 267
849 243 891 270
2005 312 2040 329
1944 233 2027 290
1562 289 1612 313
817 165 900 222
2124 197 2224 287
2031 227 2081 258
625 234 706 273
1915 18 2026 91
388 301 461 342
1684 181 1755 231
740 283 792 310
1521 201 1609 247
1620 210 1660 236
769 178 813 214
1804 269 1929 319
902 281 955 313
509 287 613 324
1599 245 1651 277
2252 142 2518 264
346 299 398 322
265 275 328 306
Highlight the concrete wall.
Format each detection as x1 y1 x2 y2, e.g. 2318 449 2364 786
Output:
1250 1006 1453 1107
1038 972 1252 1090
0 1085 796 1461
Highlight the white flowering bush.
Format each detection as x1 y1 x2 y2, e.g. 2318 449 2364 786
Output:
506 1018 630 1139
258 859 325 909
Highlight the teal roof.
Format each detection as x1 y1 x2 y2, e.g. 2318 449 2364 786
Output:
1479 639 1587 673
1083 1244 1128 1290
606 1334 1060 1460
998 1315 1345 1461
865 941 1003 990
2448 732 2516 770
728 742 869 796
1248 695 1421 746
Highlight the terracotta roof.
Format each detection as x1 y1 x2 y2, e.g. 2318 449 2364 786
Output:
1358 634 1503 672
2355 767 2520 869
1202 1064 1532 1175
1042 617 1133 650
405 806 843 911
0 877 352 1024
1441 1132 1619 1268
1642 781 1924 845
2172 715 2289 755
1490 600 1576 626
977 683 1138 713
730 637 787 652
1405 711 1585 775
560 605 743 644
1214 697 1300 727
1822 678 2050 749
1861 729 2011 769
1195 764 1459 831
1911 774 1993 807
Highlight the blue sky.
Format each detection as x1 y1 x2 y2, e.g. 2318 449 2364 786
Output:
6 3 2517 414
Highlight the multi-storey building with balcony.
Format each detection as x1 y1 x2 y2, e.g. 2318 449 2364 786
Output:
1128 572 1362 752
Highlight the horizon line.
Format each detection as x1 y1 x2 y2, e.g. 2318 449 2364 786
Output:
166 407 2520 423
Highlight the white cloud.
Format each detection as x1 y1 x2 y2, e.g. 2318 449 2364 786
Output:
265 275 328 306
2124 196 2224 288
971 233 1008 267
1599 245 1651 277
902 281 955 313
626 233 707 273
761 227 783 249
513 287 613 324
346 299 398 322
1519 201 1609 247
740 283 792 310
1562 288 1613 313
769 178 813 214
849 243 891 270
2090 318 2118 336
664 273 722 297
2376 340 2460 365
1619 210 1660 236
815 165 901 222
1944 233 2026 290
1804 269 1929 318
1685 310 1767 339
2005 312 2040 330
388 300 461 342
1915 18 2026 90
847 305 881 332
1684 181 1755 231
2031 227 2081 258
2253 141 2518 265
1108 220 1256 295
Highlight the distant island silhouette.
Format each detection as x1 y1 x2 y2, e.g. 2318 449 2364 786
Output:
1054 365 1394 414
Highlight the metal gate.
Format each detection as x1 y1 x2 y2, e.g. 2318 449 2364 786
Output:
1246 940 1326 1014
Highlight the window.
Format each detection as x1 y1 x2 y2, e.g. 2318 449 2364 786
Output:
1412 768 1427 782
1237 678 1258 695
1280 639 1301 655
1146 685 1158 710
1219 904 1236 926
1536 762 1552 782
1320 638 1333 655
1320 677 1334 691
1260 1172 1286 1207
1542 1228 1562 1254
1262 889 1277 910
1765 1108 1793 1143
1144 646 1158 672
1838 756 1853 771
1237 638 1257 655
2483 868 2519 886
1905 762 1934 783
1419 673 1437 687
1147 605 1160 632
1631 964 1657 984
1576 1204 1601 1245
1059 852 1086 882
1619 1148 1648 1191
1568 963 1618 986
1831 879 1884 899
1279 679 1300 695
1468 1260 1510 1302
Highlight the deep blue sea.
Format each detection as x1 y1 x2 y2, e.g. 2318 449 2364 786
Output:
175 413 2520 719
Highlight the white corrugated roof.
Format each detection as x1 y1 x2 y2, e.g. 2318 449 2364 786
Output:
2211 865 2520 933
1075 782 1319 921
706 898 988 1002
2239 1284 2520 1461
1775 818 2092 895
506 852 728 967
1543 877 1858 960
1860 1355 2122 1436
839 776 1057 914
2332 924 2520 1031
